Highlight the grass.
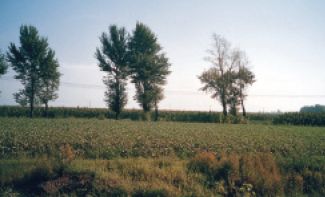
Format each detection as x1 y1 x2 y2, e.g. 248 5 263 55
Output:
0 117 324 196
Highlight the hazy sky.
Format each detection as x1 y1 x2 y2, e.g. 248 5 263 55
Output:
1 0 325 112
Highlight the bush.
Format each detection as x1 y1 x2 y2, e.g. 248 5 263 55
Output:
285 173 303 196
188 152 282 196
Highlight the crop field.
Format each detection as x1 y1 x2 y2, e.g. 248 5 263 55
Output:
0 118 325 196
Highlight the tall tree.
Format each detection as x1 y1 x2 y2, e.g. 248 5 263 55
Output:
226 50 255 117
95 25 129 119
199 34 234 117
7 25 60 117
236 64 255 116
128 22 170 121
199 34 255 117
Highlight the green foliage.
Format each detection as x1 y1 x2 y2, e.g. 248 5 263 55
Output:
199 34 255 117
96 25 129 119
128 22 171 116
7 25 60 117
0 50 8 95
273 112 325 126
38 48 60 117
0 50 8 76
300 104 325 113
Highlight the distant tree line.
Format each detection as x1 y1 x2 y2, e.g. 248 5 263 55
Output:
300 104 325 113
1 24 259 121
273 112 325 126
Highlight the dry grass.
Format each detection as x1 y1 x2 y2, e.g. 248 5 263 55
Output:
67 157 213 196
188 151 282 196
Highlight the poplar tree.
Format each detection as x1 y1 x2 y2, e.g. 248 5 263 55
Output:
7 25 60 117
128 22 170 121
95 25 129 119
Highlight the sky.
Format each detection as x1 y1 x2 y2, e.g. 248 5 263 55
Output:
0 0 325 112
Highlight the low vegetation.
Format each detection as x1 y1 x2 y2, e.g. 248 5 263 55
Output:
0 118 324 196
273 112 325 126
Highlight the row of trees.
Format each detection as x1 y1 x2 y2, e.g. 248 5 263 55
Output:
199 34 255 117
1 24 255 120
95 23 170 120
300 104 325 113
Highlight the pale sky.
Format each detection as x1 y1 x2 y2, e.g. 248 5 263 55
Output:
1 0 325 112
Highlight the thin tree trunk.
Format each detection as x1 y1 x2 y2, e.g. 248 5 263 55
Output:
30 99 34 118
241 99 246 117
30 64 36 118
222 97 227 117
154 99 158 121
115 78 120 120
45 102 48 118
115 111 120 120
30 82 34 118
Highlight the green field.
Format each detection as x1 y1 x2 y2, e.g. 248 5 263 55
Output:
1 118 324 196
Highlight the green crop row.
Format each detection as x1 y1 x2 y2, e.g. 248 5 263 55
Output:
273 112 325 126
0 106 277 123
1 106 324 126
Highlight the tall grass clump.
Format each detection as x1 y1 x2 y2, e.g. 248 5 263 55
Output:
188 152 282 196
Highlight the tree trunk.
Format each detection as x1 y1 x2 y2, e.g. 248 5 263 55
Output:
30 64 36 118
44 102 48 118
143 111 150 121
30 99 34 118
221 97 227 117
154 99 158 121
241 99 246 117
115 111 120 120
30 83 34 118
115 78 120 120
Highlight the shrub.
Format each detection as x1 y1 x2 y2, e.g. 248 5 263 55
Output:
302 169 325 195
187 152 216 175
188 152 282 196
240 153 282 196
285 173 303 196
14 164 55 195
60 144 75 163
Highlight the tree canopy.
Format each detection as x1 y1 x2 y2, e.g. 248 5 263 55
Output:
199 34 255 118
300 104 325 113
95 25 129 119
0 50 8 76
128 22 170 120
7 25 60 117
